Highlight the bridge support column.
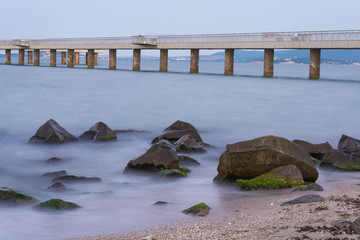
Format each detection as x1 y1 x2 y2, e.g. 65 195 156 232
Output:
28 51 33 64
94 53 98 65
190 49 199 73
160 49 168 72
18 49 24 65
67 49 74 68
87 49 95 69
5 49 11 64
34 49 40 66
75 52 80 65
133 49 141 71
61 52 66 64
309 49 321 79
224 49 234 75
50 49 56 67
109 49 116 69
86 53 88 65
264 49 274 77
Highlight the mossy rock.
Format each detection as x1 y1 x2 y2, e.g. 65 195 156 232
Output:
293 183 324 192
37 199 80 210
0 187 38 205
159 169 187 177
236 172 304 190
179 167 190 173
182 202 210 216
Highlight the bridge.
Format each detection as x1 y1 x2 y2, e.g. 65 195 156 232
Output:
1 30 360 78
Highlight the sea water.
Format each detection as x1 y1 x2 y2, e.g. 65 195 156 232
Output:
0 60 359 240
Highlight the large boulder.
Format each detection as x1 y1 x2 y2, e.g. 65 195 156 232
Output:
174 134 206 153
320 151 360 170
79 122 117 142
0 187 38 205
337 134 360 156
236 165 304 190
28 119 77 144
125 140 180 172
293 139 334 160
152 120 203 144
215 135 319 182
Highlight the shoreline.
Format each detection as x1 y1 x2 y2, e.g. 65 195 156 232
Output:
68 180 360 240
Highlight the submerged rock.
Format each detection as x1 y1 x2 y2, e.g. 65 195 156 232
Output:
36 199 80 210
320 151 360 170
79 122 117 142
182 202 210 216
124 140 179 173
178 155 200 166
174 134 206 153
337 134 360 157
52 175 102 183
293 183 324 192
42 170 67 178
216 135 318 183
165 120 198 131
280 194 326 206
236 165 304 190
28 119 77 144
293 139 333 160
47 182 67 192
0 187 38 205
46 157 62 163
160 169 187 177
153 201 169 205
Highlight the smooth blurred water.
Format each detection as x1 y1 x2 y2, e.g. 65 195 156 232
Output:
0 61 360 240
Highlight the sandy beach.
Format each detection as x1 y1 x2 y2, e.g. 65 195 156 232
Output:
69 180 360 240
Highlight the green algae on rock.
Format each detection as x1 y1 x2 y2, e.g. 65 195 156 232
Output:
160 169 187 177
36 199 80 210
0 187 38 205
182 202 210 216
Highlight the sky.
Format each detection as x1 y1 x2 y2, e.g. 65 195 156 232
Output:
0 0 359 39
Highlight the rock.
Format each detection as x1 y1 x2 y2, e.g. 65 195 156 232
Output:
153 201 169 205
42 170 67 178
46 157 62 163
178 155 200 166
160 169 187 177
280 194 326 206
124 140 179 172
174 134 206 153
114 129 147 134
79 122 117 142
52 175 102 183
216 135 319 182
152 129 203 144
320 151 360 170
349 218 360 234
337 134 360 156
28 119 77 144
293 139 334 160
236 165 304 190
332 220 352 229
47 182 67 192
0 187 38 205
165 120 198 131
36 199 80 210
293 183 324 192
182 202 210 216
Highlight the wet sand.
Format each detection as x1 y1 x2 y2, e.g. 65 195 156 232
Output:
69 181 360 240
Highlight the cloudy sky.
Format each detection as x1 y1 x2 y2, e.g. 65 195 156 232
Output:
0 0 359 39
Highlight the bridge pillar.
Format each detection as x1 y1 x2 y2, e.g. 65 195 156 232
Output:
75 52 80 65
264 49 274 77
34 49 40 66
160 49 168 72
94 53 98 65
224 49 234 75
86 53 88 65
50 49 56 67
190 49 199 73
87 49 95 69
309 49 321 79
28 51 33 64
18 49 25 65
109 49 116 69
5 49 11 64
67 49 74 68
133 49 141 71
61 52 66 64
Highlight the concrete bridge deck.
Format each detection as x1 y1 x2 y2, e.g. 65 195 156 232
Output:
1 30 359 79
